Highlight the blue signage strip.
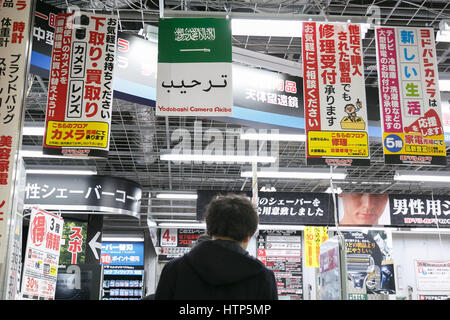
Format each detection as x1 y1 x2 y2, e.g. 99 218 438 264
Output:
101 242 144 266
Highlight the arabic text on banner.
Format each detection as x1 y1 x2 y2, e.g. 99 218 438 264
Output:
302 22 370 166
375 26 446 166
156 18 232 117
43 12 118 157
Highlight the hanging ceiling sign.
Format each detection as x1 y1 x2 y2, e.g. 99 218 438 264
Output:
24 174 142 218
156 17 233 117
42 12 118 158
0 0 32 268
302 22 370 167
375 26 447 166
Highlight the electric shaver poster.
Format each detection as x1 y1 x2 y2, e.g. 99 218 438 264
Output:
375 26 446 166
343 230 395 298
302 22 370 166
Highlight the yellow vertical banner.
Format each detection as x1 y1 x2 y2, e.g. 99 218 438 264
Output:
304 226 328 268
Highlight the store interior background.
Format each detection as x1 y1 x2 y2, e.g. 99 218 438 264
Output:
17 0 450 300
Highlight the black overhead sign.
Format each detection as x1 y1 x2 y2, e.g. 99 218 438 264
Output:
25 174 142 218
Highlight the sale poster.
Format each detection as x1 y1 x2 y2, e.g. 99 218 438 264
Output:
43 12 118 157
304 226 328 268
302 22 370 166
375 26 446 165
21 208 64 300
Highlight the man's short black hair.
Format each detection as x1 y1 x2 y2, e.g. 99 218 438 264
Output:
205 193 258 242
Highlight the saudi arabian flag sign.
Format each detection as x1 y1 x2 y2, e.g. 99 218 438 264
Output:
156 18 233 116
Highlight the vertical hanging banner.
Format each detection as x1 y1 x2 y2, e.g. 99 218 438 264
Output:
375 27 446 165
304 226 328 268
156 18 233 116
0 0 32 270
302 22 370 166
43 12 118 157
21 208 64 300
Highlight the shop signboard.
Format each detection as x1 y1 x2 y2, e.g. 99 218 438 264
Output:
415 260 450 291
342 230 395 296
101 242 144 266
197 190 335 226
24 174 142 218
304 226 328 268
389 194 450 228
257 230 303 300
156 17 232 116
302 22 370 166
0 0 32 271
375 26 446 166
319 237 343 300
59 219 88 265
21 207 64 300
30 0 61 77
42 12 118 158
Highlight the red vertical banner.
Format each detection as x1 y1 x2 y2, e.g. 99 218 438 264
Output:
302 22 370 166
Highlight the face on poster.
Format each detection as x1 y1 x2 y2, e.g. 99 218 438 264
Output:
338 193 391 226
375 26 446 166
302 22 370 166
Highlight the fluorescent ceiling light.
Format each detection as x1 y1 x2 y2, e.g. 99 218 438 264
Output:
156 193 198 200
19 149 88 159
232 19 303 37
440 79 450 91
26 168 97 175
240 132 305 142
160 152 277 164
102 236 145 242
436 30 450 43
241 168 347 180
394 170 450 183
22 126 45 136
325 186 343 194
260 186 277 192
157 222 206 229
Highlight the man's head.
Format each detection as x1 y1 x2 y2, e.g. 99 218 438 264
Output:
339 193 389 225
205 193 258 247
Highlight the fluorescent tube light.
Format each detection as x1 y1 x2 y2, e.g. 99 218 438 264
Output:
19 149 88 159
241 168 347 180
439 79 450 91
22 126 45 136
26 169 97 175
394 170 450 183
436 30 450 43
232 19 303 37
157 222 206 229
325 187 343 194
240 132 306 142
160 152 277 164
156 193 198 200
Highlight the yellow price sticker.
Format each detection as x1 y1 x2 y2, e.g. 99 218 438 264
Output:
308 131 369 157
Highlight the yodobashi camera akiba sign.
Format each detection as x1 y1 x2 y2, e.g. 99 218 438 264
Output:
24 174 142 218
43 12 118 158
156 18 233 117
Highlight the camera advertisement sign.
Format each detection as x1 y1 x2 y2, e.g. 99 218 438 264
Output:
21 208 64 300
375 26 446 166
43 12 118 158
156 18 232 117
302 22 370 166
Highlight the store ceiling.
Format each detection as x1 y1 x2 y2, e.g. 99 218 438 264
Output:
23 0 450 232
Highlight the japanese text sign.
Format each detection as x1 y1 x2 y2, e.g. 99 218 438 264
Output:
101 242 144 266
375 26 446 165
0 0 31 266
302 22 370 166
24 174 142 218
43 12 118 158
156 18 233 116
21 208 64 300
304 226 328 268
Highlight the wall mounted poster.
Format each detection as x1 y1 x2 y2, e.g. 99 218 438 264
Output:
375 26 446 166
21 208 64 300
43 12 118 158
415 260 450 291
302 22 370 166
156 18 232 116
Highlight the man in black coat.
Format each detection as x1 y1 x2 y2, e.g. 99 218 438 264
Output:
154 193 278 300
